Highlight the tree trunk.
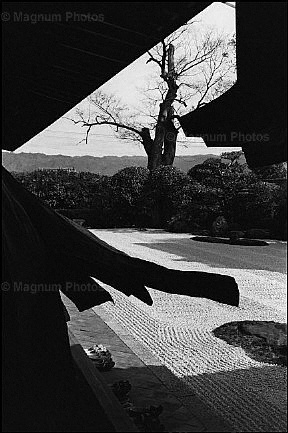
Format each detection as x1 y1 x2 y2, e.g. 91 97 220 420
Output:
146 100 168 171
147 82 178 170
141 128 157 171
162 108 178 166
144 44 179 171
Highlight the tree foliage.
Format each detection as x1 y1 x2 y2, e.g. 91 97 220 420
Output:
252 162 287 181
172 181 222 231
14 153 286 239
146 166 189 226
92 167 150 227
13 169 101 209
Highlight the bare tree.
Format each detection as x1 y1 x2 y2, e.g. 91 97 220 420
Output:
68 25 236 171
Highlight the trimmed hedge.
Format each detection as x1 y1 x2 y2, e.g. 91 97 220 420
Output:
244 229 271 239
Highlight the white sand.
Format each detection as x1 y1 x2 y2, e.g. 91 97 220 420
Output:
91 229 287 432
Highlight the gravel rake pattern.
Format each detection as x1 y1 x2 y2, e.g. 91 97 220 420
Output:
100 289 287 432
91 230 287 432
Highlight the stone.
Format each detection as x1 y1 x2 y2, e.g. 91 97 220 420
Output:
239 321 287 347
84 344 115 371
213 320 287 366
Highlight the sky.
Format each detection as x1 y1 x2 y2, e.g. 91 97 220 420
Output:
14 2 240 158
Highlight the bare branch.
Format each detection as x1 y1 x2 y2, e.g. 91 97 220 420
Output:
70 24 236 167
83 119 142 136
146 51 162 70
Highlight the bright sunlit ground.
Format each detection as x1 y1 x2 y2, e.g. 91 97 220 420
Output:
91 228 287 432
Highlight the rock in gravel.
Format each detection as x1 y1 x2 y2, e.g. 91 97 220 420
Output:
239 321 287 347
213 321 287 366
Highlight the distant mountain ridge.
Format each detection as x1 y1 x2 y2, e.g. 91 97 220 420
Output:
2 152 220 175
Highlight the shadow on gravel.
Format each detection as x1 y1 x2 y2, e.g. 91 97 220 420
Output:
101 364 231 433
102 363 287 433
134 238 286 272
192 236 269 246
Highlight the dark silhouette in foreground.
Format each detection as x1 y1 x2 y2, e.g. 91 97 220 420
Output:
2 166 239 431
3 167 239 307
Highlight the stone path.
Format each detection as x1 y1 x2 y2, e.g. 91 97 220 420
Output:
64 294 228 432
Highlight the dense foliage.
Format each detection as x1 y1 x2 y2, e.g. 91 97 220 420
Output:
13 169 101 209
13 155 287 239
92 167 150 227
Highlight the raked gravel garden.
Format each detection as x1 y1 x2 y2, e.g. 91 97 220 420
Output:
90 229 287 432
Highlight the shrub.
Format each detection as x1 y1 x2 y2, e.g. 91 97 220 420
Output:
228 231 245 241
211 216 229 237
56 209 98 228
177 181 222 231
92 167 151 228
228 223 242 231
271 195 287 240
91 176 116 227
244 229 271 239
166 215 191 233
14 169 101 209
147 166 189 227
